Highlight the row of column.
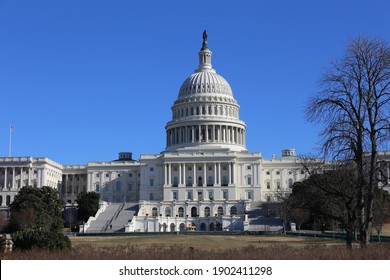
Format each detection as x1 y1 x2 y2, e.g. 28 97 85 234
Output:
166 124 246 147
172 104 239 120
163 162 236 187
62 174 86 196
0 167 34 190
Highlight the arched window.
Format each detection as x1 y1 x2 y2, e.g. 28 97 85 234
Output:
200 223 206 231
230 206 237 215
179 223 186 232
217 206 224 216
178 207 184 217
204 206 210 217
198 176 203 186
152 207 158 217
191 206 197 217
209 222 215 231
165 207 171 217
170 223 176 232
162 223 167 232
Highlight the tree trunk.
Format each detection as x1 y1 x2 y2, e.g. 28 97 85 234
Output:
345 229 354 250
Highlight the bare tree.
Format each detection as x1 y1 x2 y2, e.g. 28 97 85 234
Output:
307 36 390 247
290 208 311 235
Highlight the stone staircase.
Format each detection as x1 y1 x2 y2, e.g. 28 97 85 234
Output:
84 203 139 233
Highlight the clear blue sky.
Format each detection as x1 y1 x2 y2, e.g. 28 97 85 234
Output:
1 0 389 165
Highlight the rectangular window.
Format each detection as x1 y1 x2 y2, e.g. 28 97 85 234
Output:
247 191 253 200
266 171 270 175
187 191 192 200
95 184 100 192
96 173 100 178
223 191 228 200
208 166 212 171
105 173 109 178
129 173 133 177
267 182 271 189
150 167 154 172
188 166 192 171
223 166 227 171
149 179 154 187
277 182 281 189
208 191 214 200
128 183 133 191
198 166 202 171
247 177 252 185
173 191 178 200
247 165 252 170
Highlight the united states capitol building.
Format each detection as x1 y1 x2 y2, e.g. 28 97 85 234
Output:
1 33 388 233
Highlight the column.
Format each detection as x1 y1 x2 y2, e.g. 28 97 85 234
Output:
12 168 15 190
198 125 201 142
3 168 7 189
229 163 232 185
168 164 172 185
164 164 168 185
192 126 195 143
214 163 217 186
193 163 196 187
212 125 215 142
232 162 236 185
19 167 23 188
179 164 182 185
218 163 221 186
183 163 186 186
252 164 256 186
217 126 220 143
87 172 92 192
65 175 68 195
203 163 206 187
205 125 209 142
28 168 31 187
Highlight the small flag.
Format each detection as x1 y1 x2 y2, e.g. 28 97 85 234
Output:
10 125 14 133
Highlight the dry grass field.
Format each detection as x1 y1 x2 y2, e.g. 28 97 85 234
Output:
69 234 343 250
2 233 390 260
2 222 390 260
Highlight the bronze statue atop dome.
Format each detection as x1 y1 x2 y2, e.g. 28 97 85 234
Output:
201 30 208 50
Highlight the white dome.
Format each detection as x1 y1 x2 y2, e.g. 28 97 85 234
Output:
179 70 233 97
164 31 247 153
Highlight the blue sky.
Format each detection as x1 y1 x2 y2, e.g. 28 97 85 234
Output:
1 0 389 165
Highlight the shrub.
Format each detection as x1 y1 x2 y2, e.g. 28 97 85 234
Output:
12 228 71 250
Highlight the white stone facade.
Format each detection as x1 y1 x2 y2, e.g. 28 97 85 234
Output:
0 157 63 209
